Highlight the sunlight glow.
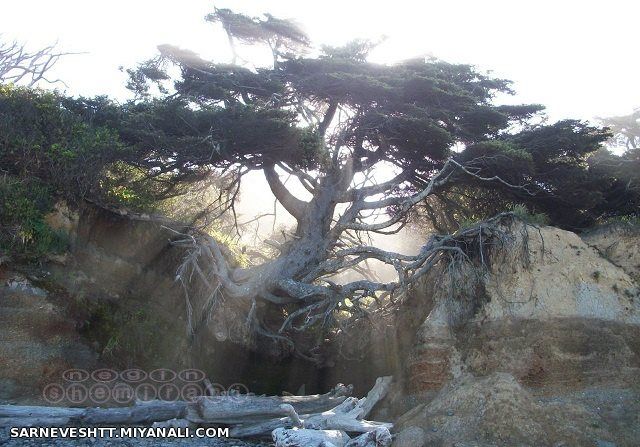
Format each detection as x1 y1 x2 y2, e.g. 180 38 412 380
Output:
1 0 637 123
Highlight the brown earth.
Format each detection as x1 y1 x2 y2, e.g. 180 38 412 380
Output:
389 223 640 446
0 272 96 403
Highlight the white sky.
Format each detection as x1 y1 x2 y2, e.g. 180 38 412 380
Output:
1 0 638 122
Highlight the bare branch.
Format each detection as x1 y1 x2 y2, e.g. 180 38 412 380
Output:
0 37 78 87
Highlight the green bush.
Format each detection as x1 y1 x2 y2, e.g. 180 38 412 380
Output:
0 85 221 220
0 176 68 256
0 85 127 202
0 85 202 258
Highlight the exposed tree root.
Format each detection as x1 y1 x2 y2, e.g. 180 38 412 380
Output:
172 206 538 360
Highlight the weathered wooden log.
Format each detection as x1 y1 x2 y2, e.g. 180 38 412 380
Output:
303 397 391 433
0 378 390 445
0 383 351 428
357 376 393 419
0 400 187 427
187 384 351 424
152 418 191 429
230 408 390 438
272 427 350 447
0 417 74 427
345 427 392 447
279 404 303 428
84 400 187 424
0 406 85 418
231 377 393 438
229 416 291 438
305 414 391 433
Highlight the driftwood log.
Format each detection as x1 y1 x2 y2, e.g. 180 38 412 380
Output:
0 383 351 428
238 376 393 438
272 427 392 447
188 383 354 424
0 400 187 427
272 428 351 447
0 378 393 446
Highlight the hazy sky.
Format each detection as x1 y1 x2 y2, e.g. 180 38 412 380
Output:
2 0 638 123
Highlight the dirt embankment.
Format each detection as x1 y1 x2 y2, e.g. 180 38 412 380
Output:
390 222 640 446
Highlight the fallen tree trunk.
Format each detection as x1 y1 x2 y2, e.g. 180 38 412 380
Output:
188 383 352 424
272 426 392 447
0 400 187 426
272 428 350 447
0 383 351 428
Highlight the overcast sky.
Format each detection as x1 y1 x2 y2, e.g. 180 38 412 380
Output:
1 0 638 123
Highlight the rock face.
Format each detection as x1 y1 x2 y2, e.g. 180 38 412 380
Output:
405 224 640 393
395 372 639 447
583 222 640 282
480 225 638 324
394 223 640 446
49 203 187 303
0 272 97 403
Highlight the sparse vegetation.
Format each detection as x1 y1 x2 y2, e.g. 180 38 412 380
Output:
508 204 550 226
79 298 183 368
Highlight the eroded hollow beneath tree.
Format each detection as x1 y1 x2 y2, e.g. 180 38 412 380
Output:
54 202 433 398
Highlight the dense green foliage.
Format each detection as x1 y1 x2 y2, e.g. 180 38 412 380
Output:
419 120 638 232
0 86 121 255
0 86 204 255
0 86 125 199
422 120 618 231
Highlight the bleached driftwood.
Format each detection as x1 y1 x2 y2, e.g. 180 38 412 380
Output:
0 383 351 428
272 426 392 447
0 378 392 446
152 418 191 429
187 383 351 424
345 427 392 447
0 400 187 426
272 427 350 447
303 397 392 432
357 376 393 419
231 376 393 438
228 400 389 438
304 375 393 431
